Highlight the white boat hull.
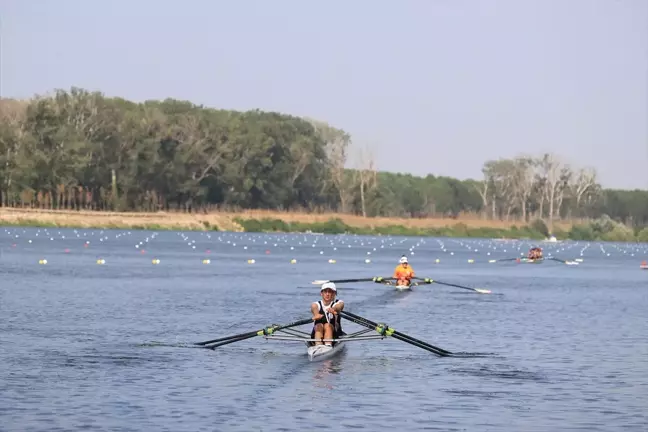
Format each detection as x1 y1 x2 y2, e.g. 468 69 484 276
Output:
306 342 345 361
394 284 412 291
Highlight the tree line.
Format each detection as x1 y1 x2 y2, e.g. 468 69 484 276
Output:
0 87 646 231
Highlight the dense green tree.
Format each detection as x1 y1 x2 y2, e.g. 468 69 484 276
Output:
0 87 646 233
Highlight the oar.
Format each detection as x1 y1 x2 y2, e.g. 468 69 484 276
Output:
414 277 491 294
488 257 521 263
339 310 453 357
311 277 394 285
195 330 259 346
341 313 443 355
195 317 313 348
547 257 579 265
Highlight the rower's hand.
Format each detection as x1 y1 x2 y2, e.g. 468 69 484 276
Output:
313 314 324 321
326 308 337 315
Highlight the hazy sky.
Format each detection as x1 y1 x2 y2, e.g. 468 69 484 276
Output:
1 0 646 189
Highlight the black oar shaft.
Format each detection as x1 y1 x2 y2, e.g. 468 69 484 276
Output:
332 278 379 283
313 277 395 285
342 310 451 355
206 333 258 349
390 333 448 355
340 310 452 357
196 318 314 348
196 330 259 346
414 277 486 293
340 312 447 356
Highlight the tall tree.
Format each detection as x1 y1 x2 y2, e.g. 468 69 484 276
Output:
355 146 378 217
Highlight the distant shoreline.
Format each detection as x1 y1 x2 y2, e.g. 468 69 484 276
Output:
0 207 572 239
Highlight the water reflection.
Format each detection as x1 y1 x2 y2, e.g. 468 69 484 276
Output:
312 352 346 389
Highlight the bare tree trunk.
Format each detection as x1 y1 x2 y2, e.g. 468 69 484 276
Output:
357 146 377 217
522 201 527 222
473 181 489 219
307 119 353 213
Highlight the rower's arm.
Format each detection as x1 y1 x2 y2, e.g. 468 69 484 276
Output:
332 300 344 312
311 302 323 320
393 267 400 278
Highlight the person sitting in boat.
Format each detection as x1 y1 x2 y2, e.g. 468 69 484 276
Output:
310 282 345 347
528 247 543 260
393 255 415 286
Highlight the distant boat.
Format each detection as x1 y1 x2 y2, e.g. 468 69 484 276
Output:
543 235 558 243
641 261 648 270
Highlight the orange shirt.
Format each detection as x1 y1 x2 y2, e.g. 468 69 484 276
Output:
393 264 415 280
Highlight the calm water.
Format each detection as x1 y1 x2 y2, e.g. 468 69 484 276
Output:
1 228 647 432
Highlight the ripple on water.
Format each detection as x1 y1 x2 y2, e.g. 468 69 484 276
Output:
2 230 648 431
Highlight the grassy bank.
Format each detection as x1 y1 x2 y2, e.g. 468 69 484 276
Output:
0 207 578 239
1 206 641 245
233 216 554 239
232 213 647 242
0 208 232 232
4 207 645 241
234 214 647 242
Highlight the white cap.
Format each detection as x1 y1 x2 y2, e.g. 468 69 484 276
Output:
321 282 337 292
399 256 408 264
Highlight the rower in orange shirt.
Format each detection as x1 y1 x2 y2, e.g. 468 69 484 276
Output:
393 255 415 287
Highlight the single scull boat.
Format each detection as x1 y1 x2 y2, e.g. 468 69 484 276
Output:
195 311 454 360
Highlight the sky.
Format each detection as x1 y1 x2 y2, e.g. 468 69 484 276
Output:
1 0 646 190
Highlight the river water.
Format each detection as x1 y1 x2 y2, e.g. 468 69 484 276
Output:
1 227 647 431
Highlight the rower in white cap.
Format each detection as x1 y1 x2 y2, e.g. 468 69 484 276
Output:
393 255 415 287
310 282 345 346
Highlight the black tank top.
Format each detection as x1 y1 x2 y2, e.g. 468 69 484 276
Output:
315 299 342 332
